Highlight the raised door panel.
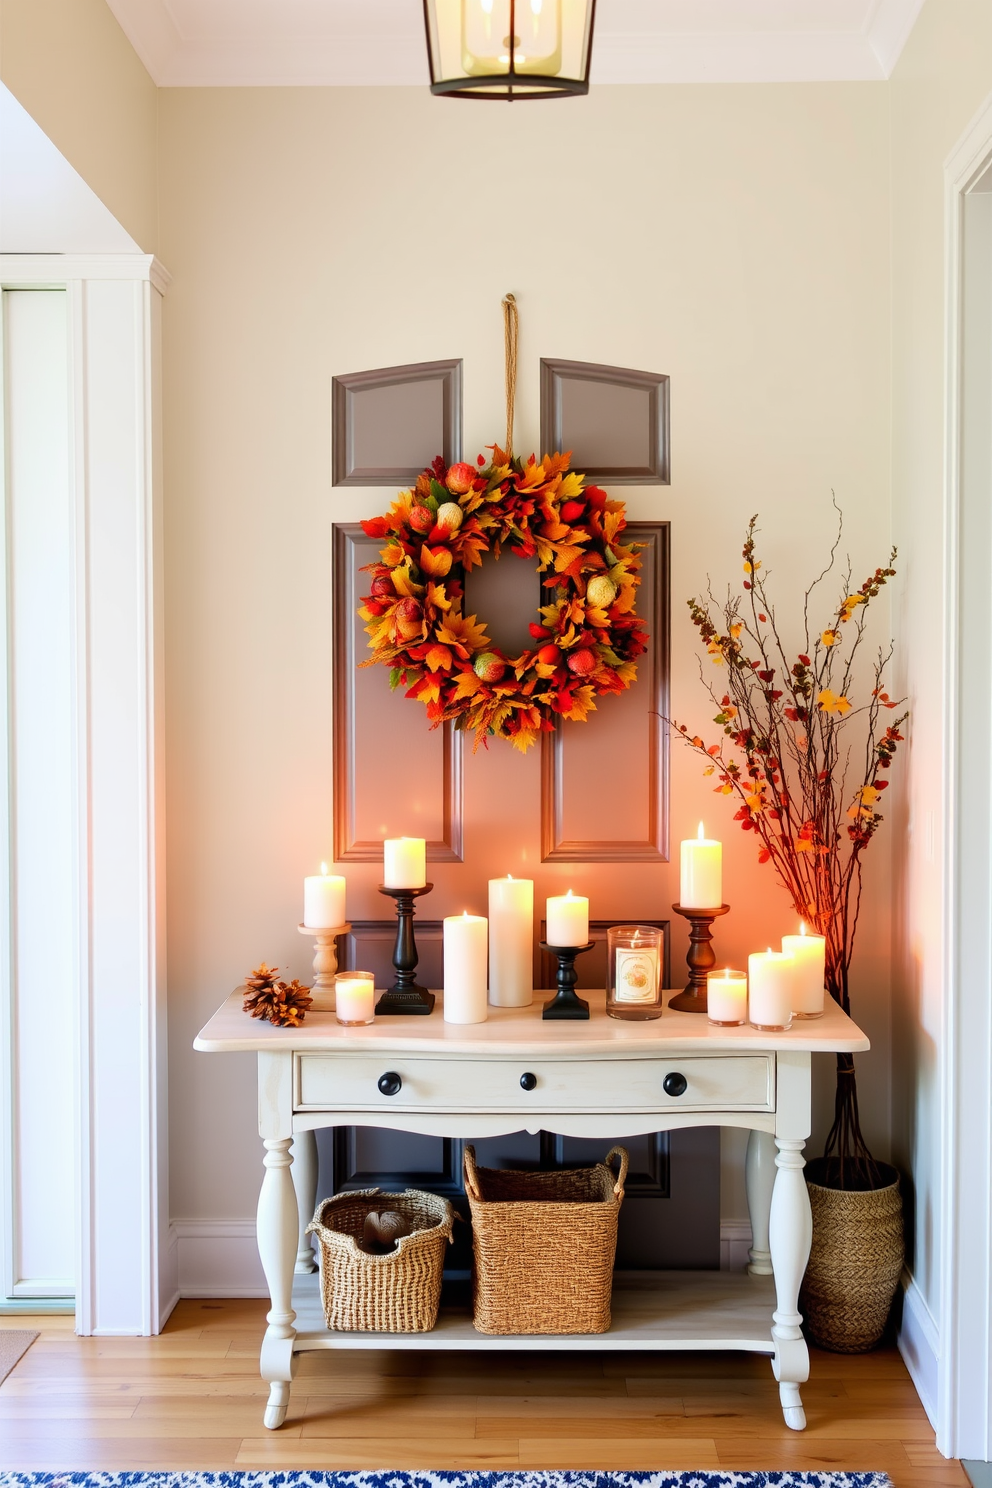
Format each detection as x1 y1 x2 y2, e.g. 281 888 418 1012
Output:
332 360 462 486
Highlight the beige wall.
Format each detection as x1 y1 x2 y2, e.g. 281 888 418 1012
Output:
889 1 992 1323
0 0 158 250
157 82 893 1224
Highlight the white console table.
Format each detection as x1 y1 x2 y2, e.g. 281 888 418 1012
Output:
194 990 868 1434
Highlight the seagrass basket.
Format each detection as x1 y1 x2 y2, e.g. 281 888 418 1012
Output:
306 1187 454 1333
800 1160 904 1353
464 1143 628 1335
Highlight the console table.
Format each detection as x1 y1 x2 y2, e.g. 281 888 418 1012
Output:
194 990 868 1433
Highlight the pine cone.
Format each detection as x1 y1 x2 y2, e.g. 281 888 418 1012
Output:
245 962 280 994
244 985 284 1021
266 978 313 1028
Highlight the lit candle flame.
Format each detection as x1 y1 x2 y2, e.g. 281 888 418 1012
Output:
320 861 328 876
800 921 807 936
698 822 705 840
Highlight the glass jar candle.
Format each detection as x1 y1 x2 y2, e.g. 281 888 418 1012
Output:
707 969 747 1026
607 925 663 1021
335 970 375 1026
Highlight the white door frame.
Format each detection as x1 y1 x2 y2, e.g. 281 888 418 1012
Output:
939 95 992 1462
0 253 172 1334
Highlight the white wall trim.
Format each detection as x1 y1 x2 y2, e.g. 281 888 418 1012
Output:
899 1270 939 1430
173 1221 269 1299
720 1219 753 1273
938 89 992 1462
0 255 171 295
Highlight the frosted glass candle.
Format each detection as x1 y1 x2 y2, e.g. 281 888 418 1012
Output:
680 823 723 909
443 912 488 1024
488 876 534 1007
748 949 795 1031
383 837 426 888
782 925 826 1017
545 890 589 948
707 969 747 1026
335 970 375 1026
303 864 346 929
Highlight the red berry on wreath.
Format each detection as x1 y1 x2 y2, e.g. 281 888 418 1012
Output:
529 623 550 641
435 501 464 537
536 643 560 666
409 504 434 534
567 649 597 677
394 597 424 641
473 652 506 683
370 574 395 598
446 463 475 495
560 499 586 524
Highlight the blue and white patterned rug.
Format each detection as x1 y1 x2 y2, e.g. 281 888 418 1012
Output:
0 1474 894 1488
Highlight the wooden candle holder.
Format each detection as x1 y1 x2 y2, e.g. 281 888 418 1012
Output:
375 884 435 1015
297 922 350 1011
669 903 731 1014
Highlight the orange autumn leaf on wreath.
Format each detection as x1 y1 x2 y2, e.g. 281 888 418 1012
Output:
418 544 453 579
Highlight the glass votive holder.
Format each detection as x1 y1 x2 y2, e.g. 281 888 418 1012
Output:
607 924 664 1020
707 969 747 1025
335 970 375 1026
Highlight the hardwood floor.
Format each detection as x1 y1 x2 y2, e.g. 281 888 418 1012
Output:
0 1303 969 1486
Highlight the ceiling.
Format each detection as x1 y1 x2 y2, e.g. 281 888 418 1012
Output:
105 0 924 88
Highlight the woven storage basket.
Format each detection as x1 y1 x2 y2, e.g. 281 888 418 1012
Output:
306 1187 454 1333
800 1160 904 1353
464 1143 628 1335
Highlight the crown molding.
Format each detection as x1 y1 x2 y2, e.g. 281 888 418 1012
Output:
0 254 171 293
104 0 923 88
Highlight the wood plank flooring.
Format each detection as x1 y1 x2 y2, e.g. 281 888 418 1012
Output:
0 1303 969 1486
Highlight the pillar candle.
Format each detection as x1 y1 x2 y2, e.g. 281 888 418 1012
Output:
546 890 589 948
782 924 826 1017
383 837 426 888
748 949 795 1031
443 912 488 1024
303 864 346 928
335 970 375 1026
488 876 534 1007
707 969 747 1026
680 823 723 909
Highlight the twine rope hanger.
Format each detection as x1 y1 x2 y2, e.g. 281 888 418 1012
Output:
502 291 519 458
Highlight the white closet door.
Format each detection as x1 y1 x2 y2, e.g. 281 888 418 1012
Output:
1 288 76 1300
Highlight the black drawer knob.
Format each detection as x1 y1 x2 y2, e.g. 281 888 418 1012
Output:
377 1071 402 1097
663 1071 688 1098
520 1072 538 1091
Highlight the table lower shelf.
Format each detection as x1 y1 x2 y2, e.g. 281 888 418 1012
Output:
290 1269 778 1354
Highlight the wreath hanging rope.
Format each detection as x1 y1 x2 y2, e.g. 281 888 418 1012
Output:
357 296 649 753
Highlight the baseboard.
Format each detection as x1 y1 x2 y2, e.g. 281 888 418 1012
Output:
171 1220 268 1298
898 1268 939 1429
720 1219 753 1273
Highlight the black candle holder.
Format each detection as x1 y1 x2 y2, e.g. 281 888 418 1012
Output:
540 941 594 1020
374 884 435 1015
669 903 731 1013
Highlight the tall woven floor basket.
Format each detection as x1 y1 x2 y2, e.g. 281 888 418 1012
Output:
800 1160 904 1353
464 1143 628 1335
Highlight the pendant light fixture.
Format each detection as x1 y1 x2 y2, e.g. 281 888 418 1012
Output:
423 0 597 101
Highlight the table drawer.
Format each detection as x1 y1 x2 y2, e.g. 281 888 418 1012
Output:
295 1053 774 1113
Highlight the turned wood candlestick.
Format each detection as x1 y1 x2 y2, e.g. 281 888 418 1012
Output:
669 903 731 1013
375 884 435 1015
296 922 350 1011
540 941 594 1020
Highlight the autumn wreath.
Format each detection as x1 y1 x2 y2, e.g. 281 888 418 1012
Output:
358 446 649 752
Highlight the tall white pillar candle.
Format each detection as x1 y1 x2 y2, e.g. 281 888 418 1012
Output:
781 924 826 1017
545 890 589 948
748 949 795 1031
443 912 488 1024
680 823 723 908
383 837 426 888
488 876 534 1007
303 864 346 928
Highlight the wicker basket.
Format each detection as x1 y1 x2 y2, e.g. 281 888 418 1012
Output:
800 1161 904 1353
464 1143 628 1335
305 1187 454 1333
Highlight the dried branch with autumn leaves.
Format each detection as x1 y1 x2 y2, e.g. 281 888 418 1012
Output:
674 513 907 1184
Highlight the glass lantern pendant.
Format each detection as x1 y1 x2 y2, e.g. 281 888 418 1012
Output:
423 0 597 100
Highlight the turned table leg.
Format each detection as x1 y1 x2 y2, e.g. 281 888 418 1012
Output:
291 1129 318 1274
746 1128 776 1275
257 1136 298 1429
769 1134 812 1430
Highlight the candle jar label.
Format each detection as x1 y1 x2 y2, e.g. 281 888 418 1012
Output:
613 949 659 1004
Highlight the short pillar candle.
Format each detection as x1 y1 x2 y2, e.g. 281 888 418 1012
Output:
782 924 826 1018
546 890 589 948
383 837 426 888
443 912 488 1024
680 823 723 909
707 969 747 1026
748 949 795 1032
303 864 346 929
488 876 534 1007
